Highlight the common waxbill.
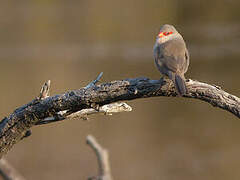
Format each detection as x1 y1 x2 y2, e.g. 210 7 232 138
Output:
153 24 189 96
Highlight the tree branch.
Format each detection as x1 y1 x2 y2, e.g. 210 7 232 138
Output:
37 102 132 125
0 75 239 158
87 135 113 180
0 158 26 180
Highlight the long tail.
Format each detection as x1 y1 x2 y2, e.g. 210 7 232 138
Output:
174 73 187 96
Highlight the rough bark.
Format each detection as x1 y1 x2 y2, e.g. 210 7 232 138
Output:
0 76 239 158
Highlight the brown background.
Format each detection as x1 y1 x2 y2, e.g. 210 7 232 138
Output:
0 1 240 180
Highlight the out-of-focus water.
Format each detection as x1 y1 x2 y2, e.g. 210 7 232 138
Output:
0 1 240 180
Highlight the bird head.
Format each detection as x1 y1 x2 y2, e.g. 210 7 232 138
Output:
156 24 181 43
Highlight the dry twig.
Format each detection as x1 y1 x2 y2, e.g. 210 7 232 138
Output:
87 135 113 180
0 158 26 180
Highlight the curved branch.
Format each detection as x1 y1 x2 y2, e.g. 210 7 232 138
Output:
0 76 239 158
87 135 113 180
0 158 26 180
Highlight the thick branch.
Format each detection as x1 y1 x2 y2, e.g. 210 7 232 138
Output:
0 76 239 158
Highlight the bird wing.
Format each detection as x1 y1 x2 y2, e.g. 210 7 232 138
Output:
159 39 187 73
184 48 190 73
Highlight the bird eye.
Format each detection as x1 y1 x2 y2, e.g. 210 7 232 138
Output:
163 32 173 36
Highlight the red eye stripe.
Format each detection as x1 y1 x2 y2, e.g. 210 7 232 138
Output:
157 31 173 38
163 31 173 36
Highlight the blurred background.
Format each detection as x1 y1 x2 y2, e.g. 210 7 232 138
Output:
0 0 240 180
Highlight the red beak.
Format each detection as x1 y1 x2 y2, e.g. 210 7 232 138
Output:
158 32 164 38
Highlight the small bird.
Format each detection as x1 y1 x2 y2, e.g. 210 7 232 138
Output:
153 24 189 96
